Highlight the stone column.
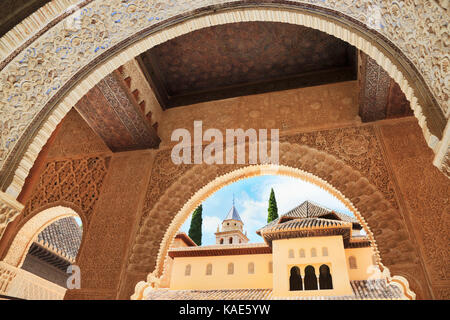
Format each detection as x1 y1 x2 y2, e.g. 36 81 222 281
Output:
300 268 304 291
316 270 321 290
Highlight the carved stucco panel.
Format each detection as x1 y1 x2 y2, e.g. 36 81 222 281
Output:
22 156 110 226
378 120 450 287
281 125 399 209
0 192 24 239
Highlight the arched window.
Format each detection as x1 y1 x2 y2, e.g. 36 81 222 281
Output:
206 263 212 275
220 238 224 244
185 264 191 276
288 249 294 258
304 265 318 290
322 247 328 256
289 267 302 291
319 264 333 289
229 237 233 244
349 256 357 269
228 263 234 275
268 261 273 273
299 249 305 258
248 262 255 274
311 248 317 257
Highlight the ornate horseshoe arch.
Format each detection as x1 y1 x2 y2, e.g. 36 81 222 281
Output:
128 143 417 299
0 1 448 200
2 205 85 268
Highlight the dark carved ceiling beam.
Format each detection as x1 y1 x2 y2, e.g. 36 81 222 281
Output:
358 52 412 122
75 71 160 152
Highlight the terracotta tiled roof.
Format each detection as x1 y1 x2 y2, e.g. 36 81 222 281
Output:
257 217 358 247
261 217 352 233
168 242 271 258
147 288 273 300
257 201 359 235
145 280 404 300
332 211 359 224
27 242 73 271
174 232 197 247
284 201 334 219
284 201 357 222
255 201 367 247
349 280 403 299
36 217 82 261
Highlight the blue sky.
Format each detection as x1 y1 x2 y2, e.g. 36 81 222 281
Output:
179 175 356 245
74 217 82 226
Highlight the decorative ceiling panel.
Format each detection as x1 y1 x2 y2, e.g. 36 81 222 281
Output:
139 22 357 109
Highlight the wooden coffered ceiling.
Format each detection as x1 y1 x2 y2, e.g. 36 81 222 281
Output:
138 21 358 109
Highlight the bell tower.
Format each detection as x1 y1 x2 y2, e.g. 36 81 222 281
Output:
215 197 249 245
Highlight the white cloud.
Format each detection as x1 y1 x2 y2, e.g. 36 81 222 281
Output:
203 215 222 234
236 192 268 241
261 177 353 216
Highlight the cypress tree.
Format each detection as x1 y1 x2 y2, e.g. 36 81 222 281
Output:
267 188 279 223
188 204 203 245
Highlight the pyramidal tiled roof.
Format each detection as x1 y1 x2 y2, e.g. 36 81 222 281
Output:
261 217 352 233
257 201 359 234
224 204 242 222
37 217 82 260
283 200 357 223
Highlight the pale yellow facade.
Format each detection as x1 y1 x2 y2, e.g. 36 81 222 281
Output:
167 200 381 298
169 235 377 297
170 253 273 290
160 235 194 288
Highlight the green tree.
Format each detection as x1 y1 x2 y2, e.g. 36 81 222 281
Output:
188 204 203 245
267 188 278 223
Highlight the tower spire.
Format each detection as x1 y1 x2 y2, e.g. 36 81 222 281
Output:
215 194 248 245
